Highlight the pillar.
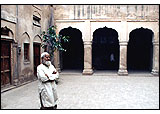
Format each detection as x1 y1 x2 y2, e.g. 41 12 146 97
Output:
118 41 128 75
151 40 159 76
83 41 93 75
12 42 19 85
54 49 61 72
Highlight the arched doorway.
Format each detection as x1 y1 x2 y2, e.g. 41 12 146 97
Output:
1 27 13 87
127 27 153 72
33 35 41 76
92 27 119 70
59 27 84 70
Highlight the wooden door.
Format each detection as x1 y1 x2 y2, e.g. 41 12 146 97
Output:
33 43 40 76
1 40 11 87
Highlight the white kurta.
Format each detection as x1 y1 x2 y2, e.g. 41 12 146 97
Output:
37 62 59 107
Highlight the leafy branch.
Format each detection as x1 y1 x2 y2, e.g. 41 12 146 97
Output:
40 25 69 57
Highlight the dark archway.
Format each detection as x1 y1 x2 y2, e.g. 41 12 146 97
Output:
127 27 153 71
92 27 119 70
59 27 84 70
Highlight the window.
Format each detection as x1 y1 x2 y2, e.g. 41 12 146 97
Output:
24 43 30 61
33 15 41 27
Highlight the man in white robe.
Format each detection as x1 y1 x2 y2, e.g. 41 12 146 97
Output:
37 52 59 109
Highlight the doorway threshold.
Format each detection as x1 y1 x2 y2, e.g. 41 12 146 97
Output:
59 70 156 77
128 71 154 77
93 70 118 76
60 70 83 76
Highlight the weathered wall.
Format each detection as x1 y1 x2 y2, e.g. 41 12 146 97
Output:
54 5 159 42
54 5 159 75
1 5 54 86
54 5 159 21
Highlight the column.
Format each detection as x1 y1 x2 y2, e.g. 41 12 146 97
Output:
118 41 128 76
83 41 93 75
151 41 159 76
54 49 61 72
12 42 19 85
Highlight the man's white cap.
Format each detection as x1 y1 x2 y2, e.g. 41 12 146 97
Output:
41 52 49 58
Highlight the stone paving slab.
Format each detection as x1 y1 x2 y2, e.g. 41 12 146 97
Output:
1 74 159 109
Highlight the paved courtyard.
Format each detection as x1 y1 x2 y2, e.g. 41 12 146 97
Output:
1 73 159 109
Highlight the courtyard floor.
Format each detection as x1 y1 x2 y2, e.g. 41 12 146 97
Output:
1 72 159 109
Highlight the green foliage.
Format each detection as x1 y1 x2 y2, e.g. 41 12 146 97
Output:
40 25 69 57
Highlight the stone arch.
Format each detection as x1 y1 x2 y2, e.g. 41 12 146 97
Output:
91 22 122 42
1 26 14 38
127 27 154 71
22 32 30 43
56 23 86 42
59 27 84 70
33 35 42 43
92 26 120 70
127 22 157 43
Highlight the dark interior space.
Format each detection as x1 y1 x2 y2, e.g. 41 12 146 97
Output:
127 27 153 71
33 43 40 76
59 27 84 70
92 27 119 70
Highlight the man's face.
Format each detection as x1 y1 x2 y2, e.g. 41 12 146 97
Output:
44 54 50 61
42 54 51 66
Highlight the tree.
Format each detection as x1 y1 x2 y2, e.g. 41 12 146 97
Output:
40 25 69 58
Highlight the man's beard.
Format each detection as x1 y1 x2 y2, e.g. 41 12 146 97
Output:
42 60 51 67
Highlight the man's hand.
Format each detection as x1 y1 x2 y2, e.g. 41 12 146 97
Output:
52 71 57 74
45 74 49 79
